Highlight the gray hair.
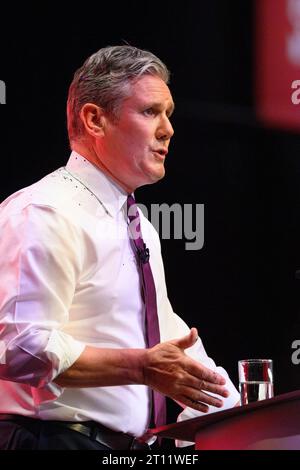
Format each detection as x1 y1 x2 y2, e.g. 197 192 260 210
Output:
67 45 170 143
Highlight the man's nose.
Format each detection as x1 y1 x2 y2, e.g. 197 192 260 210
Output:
156 115 174 141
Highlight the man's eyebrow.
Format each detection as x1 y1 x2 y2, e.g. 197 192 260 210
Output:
144 101 175 115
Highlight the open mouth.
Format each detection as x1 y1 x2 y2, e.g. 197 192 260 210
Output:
152 148 167 158
152 150 166 161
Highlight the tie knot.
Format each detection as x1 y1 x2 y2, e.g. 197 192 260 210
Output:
127 194 139 223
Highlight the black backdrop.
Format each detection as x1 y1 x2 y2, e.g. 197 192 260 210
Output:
0 0 299 423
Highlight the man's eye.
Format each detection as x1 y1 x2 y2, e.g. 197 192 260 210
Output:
143 108 155 116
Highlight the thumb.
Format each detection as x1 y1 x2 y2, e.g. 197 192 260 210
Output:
170 327 198 351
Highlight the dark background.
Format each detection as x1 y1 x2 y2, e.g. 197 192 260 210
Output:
0 0 299 423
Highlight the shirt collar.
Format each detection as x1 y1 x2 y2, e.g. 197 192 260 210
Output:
65 151 128 217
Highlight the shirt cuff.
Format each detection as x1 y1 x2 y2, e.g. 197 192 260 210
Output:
45 329 86 378
32 330 86 404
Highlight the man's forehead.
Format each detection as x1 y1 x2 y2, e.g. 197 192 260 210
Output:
131 75 174 108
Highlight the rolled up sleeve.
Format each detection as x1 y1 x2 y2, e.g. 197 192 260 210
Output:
0 203 86 400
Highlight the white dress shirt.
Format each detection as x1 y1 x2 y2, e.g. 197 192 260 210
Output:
0 151 239 438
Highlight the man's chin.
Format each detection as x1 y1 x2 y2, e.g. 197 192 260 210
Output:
138 163 165 187
149 167 165 183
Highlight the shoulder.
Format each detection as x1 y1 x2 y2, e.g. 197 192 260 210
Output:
0 167 101 228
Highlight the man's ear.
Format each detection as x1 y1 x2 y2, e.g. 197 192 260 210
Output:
79 103 107 138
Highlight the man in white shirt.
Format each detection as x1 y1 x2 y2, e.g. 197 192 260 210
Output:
0 45 239 450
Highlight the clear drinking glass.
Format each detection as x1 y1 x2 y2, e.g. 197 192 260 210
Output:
238 359 274 406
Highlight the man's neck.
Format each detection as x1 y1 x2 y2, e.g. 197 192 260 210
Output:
71 141 133 195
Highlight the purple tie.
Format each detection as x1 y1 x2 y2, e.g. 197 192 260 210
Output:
127 194 166 429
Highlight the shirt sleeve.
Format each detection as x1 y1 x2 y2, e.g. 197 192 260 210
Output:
0 203 86 401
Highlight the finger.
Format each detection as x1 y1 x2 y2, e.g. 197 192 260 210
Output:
183 376 230 398
178 395 209 413
180 385 224 408
170 327 198 351
185 360 226 386
197 390 224 408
